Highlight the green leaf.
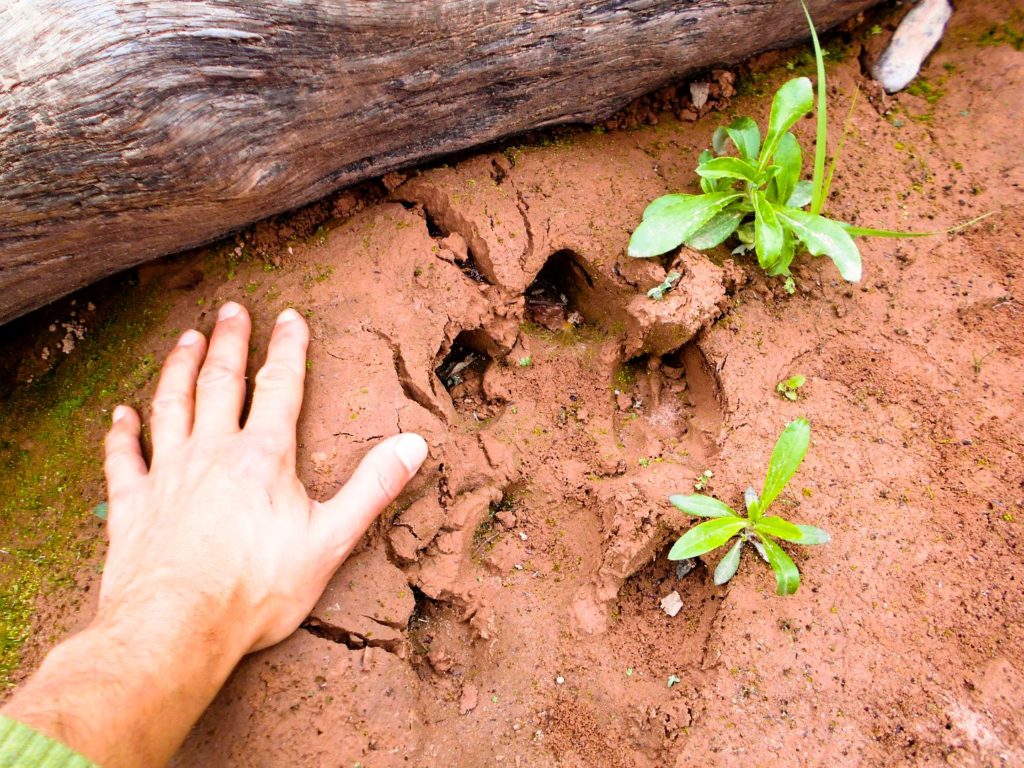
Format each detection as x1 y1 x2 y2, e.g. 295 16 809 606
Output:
794 524 831 545
711 127 729 156
758 534 801 595
765 229 796 277
725 116 761 162
774 206 862 282
695 157 760 183
759 78 814 170
772 132 802 206
628 192 742 258
668 517 748 560
758 418 810 513
714 539 744 585
786 180 814 209
754 515 805 542
92 501 109 520
669 494 737 518
752 191 784 271
686 210 745 250
641 194 688 221
698 150 716 193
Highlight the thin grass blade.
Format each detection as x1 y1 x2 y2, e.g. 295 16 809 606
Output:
800 0 828 215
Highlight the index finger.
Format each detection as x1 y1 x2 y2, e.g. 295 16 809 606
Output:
243 308 309 442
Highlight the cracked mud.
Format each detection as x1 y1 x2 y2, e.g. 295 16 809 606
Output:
2 4 1021 766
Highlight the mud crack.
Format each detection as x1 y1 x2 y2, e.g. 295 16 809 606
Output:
367 327 448 424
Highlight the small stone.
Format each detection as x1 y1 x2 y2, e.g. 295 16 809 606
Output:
660 591 684 617
518 531 528 541
675 559 696 579
496 510 517 528
440 232 469 262
428 647 454 674
872 0 953 93
459 684 479 714
310 451 330 474
689 81 710 110
555 676 565 685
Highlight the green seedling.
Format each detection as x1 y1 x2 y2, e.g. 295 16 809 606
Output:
667 418 829 595
776 374 806 401
627 1 987 286
517 356 533 367
693 469 713 491
647 271 682 300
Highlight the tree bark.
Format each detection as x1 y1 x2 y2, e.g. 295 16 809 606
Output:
0 0 879 324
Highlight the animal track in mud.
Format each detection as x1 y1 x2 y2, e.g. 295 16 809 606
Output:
613 341 725 469
609 545 721 674
525 249 593 331
433 328 506 419
405 200 491 284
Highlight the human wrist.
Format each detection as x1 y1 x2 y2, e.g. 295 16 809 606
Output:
3 590 250 767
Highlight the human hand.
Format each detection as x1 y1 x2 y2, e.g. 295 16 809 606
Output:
3 301 428 767
100 301 429 652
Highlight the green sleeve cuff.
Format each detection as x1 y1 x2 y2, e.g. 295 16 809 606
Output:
0 716 99 768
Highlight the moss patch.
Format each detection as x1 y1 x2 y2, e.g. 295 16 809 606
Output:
0 282 168 687
977 12 1024 51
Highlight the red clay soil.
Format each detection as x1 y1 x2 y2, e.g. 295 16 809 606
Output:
3 1 1023 766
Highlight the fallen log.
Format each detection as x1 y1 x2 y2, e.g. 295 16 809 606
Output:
0 0 880 324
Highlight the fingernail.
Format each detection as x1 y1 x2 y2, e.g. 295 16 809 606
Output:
112 405 129 424
179 329 203 346
277 308 301 324
394 433 428 473
218 302 241 320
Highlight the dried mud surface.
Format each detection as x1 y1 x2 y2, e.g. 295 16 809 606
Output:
2 2 1023 766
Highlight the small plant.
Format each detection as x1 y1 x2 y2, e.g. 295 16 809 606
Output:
776 374 806 401
667 418 829 595
647 271 681 300
693 469 713 491
627 2 976 286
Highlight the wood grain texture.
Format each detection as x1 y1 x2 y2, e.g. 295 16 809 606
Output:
0 0 879 324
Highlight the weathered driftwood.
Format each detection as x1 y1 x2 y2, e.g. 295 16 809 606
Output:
0 0 879 324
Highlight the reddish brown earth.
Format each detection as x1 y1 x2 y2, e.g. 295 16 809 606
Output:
2 2 1022 766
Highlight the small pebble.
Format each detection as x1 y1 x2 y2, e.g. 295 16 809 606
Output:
660 591 684 618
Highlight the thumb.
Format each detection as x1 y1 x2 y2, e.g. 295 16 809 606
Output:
312 433 428 560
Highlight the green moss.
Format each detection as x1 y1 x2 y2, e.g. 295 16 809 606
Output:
977 12 1023 51
905 77 945 105
0 282 167 687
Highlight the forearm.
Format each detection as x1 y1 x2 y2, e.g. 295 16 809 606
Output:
1 600 247 768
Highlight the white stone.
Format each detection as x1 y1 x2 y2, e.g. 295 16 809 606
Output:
689 81 710 109
660 590 684 617
872 0 953 93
